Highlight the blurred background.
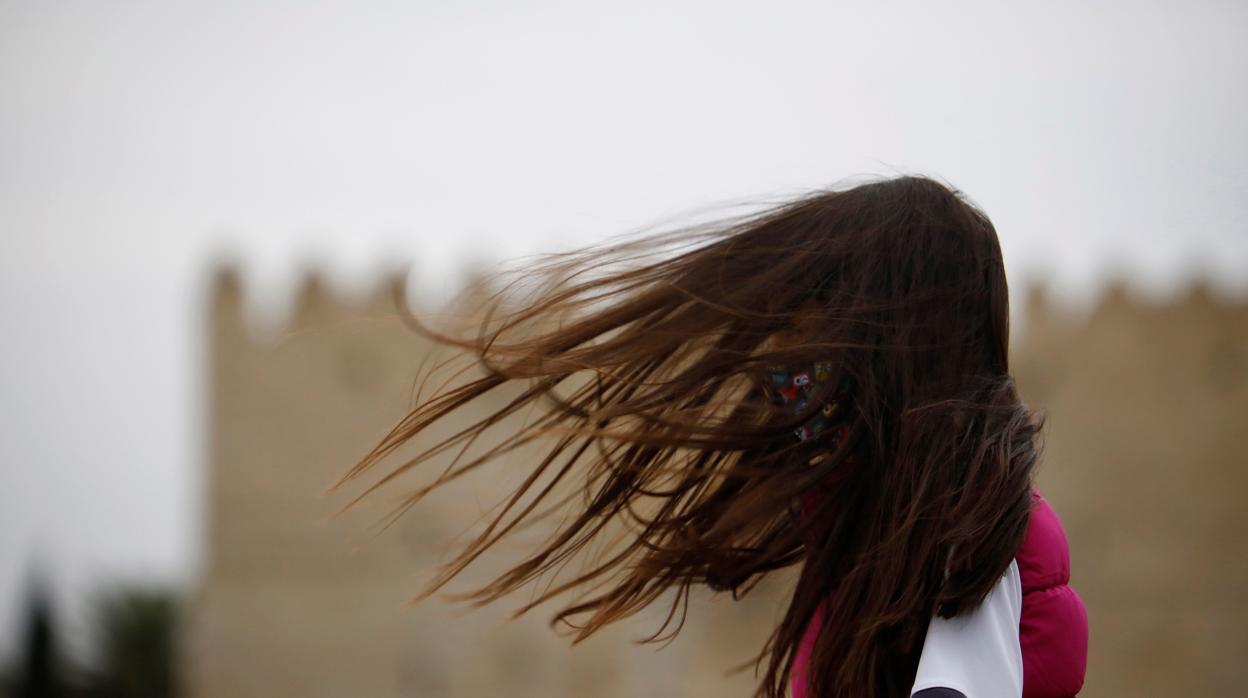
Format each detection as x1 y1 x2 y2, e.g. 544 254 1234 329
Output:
1 1 1245 696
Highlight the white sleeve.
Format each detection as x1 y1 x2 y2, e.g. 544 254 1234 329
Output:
910 558 1023 698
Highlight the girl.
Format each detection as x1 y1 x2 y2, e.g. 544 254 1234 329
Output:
328 175 1088 697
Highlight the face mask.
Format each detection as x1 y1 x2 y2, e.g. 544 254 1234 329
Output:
763 360 848 442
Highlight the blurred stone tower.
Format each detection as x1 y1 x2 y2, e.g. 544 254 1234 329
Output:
1011 278 1248 697
183 266 786 698
183 267 1247 697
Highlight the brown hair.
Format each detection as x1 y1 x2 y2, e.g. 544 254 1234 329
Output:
327 174 1041 697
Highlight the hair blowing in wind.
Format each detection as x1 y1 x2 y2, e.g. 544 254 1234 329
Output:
326 174 1042 698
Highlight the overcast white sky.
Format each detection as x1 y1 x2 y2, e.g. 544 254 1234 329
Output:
1 0 1245 660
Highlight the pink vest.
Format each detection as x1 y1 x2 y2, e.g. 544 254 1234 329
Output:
791 490 1088 697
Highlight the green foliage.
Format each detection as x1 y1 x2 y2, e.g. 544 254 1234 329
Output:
2 581 182 698
77 586 180 698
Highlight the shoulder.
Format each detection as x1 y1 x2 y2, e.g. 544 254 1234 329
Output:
911 559 1024 697
1017 489 1089 698
1016 490 1070 593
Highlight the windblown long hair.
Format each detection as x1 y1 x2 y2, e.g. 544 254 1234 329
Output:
327 174 1042 698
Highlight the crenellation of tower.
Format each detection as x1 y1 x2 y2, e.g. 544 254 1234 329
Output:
208 259 1247 360
291 269 334 329
209 263 245 327
206 261 502 352
1028 274 1246 335
285 266 413 324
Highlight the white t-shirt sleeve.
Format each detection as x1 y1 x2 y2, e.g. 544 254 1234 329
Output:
910 558 1023 698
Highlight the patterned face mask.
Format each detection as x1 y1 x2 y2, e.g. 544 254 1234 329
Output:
763 360 851 442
